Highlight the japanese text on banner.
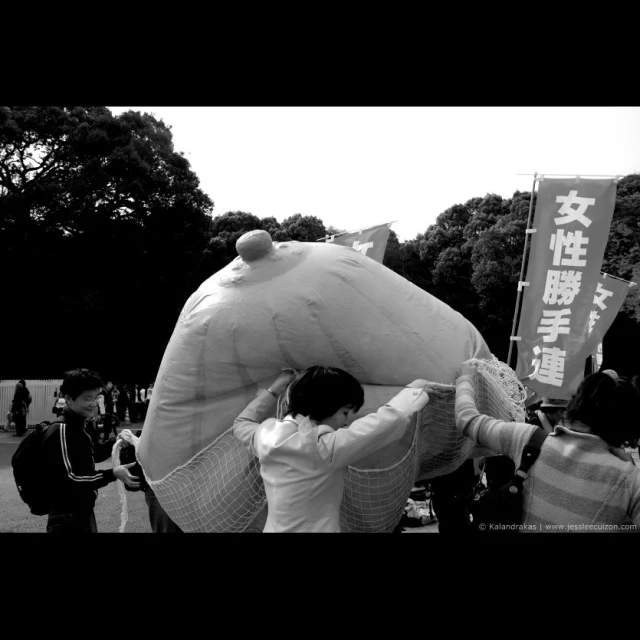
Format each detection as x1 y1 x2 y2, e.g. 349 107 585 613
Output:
327 223 393 264
583 273 633 367
515 179 617 399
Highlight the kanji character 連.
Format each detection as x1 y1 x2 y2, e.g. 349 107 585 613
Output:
530 345 566 387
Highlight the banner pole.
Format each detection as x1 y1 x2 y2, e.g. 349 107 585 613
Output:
507 172 538 370
601 272 638 286
317 221 396 242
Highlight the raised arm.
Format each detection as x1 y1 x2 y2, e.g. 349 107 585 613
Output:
316 381 429 469
233 371 295 454
455 361 537 465
233 389 278 454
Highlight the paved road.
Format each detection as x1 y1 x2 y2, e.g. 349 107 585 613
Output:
2 425 638 535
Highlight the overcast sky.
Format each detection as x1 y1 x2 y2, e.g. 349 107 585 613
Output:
108 107 640 242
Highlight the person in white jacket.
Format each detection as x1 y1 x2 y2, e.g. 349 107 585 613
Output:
233 365 429 533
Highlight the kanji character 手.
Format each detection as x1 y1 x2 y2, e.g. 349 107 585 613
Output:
537 308 571 342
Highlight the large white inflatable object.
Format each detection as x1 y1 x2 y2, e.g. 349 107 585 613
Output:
137 230 498 531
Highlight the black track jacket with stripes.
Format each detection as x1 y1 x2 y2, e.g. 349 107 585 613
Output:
42 409 117 512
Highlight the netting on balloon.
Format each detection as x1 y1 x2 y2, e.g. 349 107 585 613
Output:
338 357 526 533
339 412 420 533
146 357 525 533
145 428 267 533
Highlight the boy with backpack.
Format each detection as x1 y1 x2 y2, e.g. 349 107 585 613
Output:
34 369 139 533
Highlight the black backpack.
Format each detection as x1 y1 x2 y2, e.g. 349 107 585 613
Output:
11 421 58 516
470 428 548 533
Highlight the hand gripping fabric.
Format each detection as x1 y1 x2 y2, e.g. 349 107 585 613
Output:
145 357 525 533
139 232 521 532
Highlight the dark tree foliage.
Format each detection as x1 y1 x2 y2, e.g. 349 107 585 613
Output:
602 174 640 282
469 191 534 359
2 105 636 383
325 225 347 236
203 211 271 272
390 177 638 369
0 106 214 381
381 230 402 272
415 202 481 327
274 213 326 242
599 174 640 376
195 173 639 374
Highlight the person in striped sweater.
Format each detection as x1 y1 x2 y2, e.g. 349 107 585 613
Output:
456 364 640 532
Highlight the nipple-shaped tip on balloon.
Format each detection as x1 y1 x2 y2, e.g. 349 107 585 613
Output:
236 230 274 262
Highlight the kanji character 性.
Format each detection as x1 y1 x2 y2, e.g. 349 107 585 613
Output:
530 345 566 387
589 309 600 333
593 282 614 310
549 229 589 267
555 190 595 228
542 269 582 305
537 308 571 342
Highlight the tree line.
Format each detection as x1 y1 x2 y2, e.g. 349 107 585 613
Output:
1 106 638 381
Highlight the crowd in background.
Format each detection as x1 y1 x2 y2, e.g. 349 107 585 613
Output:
52 381 154 430
8 365 639 534
40 368 179 534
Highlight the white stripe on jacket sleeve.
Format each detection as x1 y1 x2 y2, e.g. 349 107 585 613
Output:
60 423 105 482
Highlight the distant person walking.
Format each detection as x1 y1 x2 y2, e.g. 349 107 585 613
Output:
100 381 117 439
10 380 32 437
115 383 129 423
140 383 153 422
134 384 146 423
126 384 138 423
112 384 120 416
53 389 67 417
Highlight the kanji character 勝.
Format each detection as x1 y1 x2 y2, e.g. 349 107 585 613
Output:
537 308 571 342
550 229 589 267
542 269 583 305
593 282 614 310
529 345 566 387
555 190 595 228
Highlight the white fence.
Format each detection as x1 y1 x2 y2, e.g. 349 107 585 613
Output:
1 379 63 428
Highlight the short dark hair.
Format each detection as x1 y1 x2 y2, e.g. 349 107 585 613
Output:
60 368 104 400
285 366 364 422
566 372 640 448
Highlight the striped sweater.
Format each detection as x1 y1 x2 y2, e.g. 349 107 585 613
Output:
456 374 640 532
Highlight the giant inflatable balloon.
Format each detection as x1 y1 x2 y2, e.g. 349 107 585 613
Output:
137 230 499 532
